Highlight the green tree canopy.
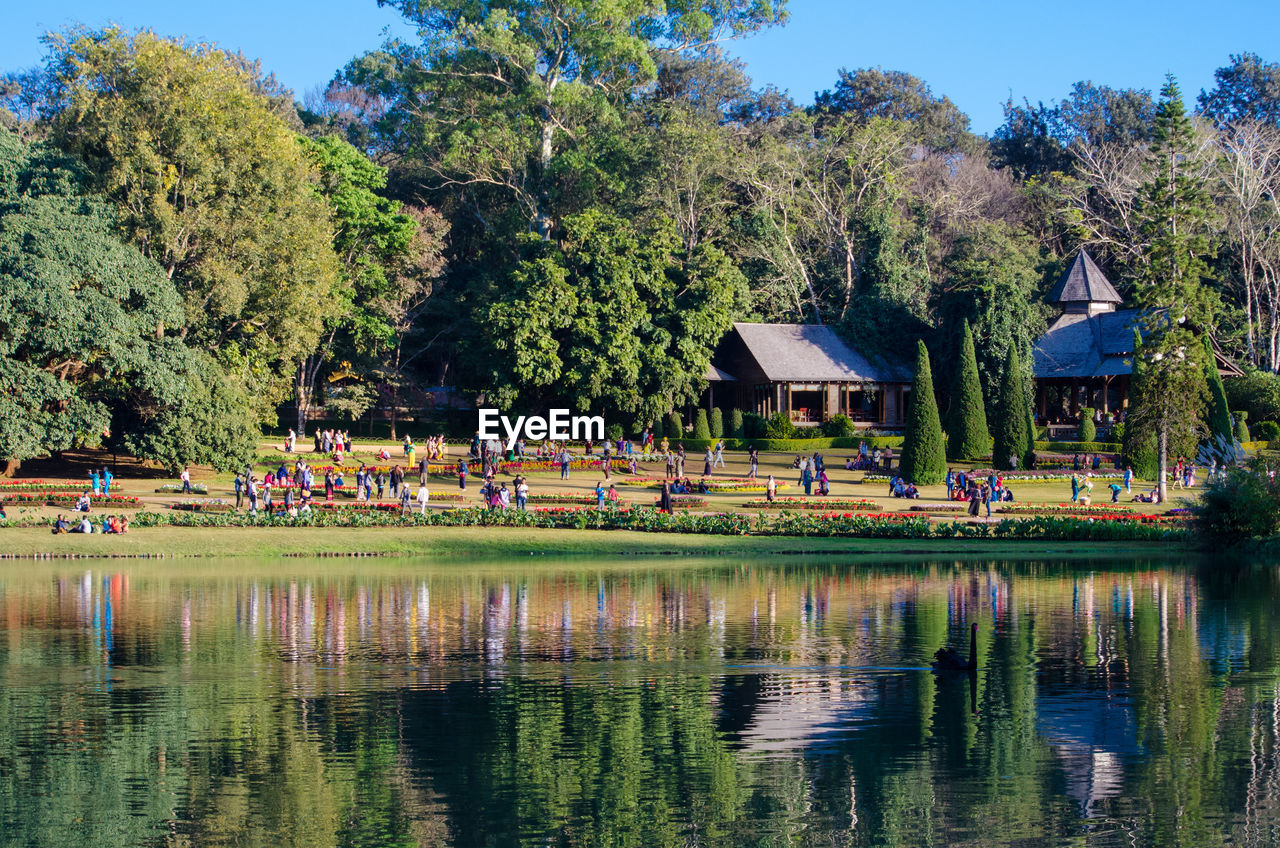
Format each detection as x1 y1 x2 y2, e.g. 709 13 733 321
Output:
46 27 341 389
0 128 255 472
992 346 1030 471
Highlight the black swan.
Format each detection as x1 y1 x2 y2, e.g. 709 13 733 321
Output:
932 622 978 671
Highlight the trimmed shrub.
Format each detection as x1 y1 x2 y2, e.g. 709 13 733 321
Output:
730 408 745 438
946 319 991 460
1254 420 1280 441
764 411 796 439
899 340 947 484
992 347 1030 471
1204 336 1235 445
822 413 856 438
605 423 624 441
710 407 724 439
1234 410 1250 444
693 408 711 440
665 411 683 439
1079 407 1096 443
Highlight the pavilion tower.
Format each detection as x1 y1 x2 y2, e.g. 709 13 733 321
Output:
1047 250 1123 316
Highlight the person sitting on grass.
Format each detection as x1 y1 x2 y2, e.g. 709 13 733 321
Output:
817 468 830 495
1132 488 1158 503
75 491 92 512
52 514 69 534
71 516 93 533
697 478 710 494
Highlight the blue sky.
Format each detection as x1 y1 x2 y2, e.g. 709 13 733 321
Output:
3 0 1277 133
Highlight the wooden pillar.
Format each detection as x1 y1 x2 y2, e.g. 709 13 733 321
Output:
1037 383 1047 419
1071 384 1080 416
1101 376 1110 415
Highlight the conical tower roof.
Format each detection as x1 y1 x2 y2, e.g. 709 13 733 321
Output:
1048 250 1123 305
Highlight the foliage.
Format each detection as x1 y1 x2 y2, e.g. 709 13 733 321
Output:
814 67 976 153
1233 410 1251 444
1255 420 1280 441
821 413 856 438
665 411 683 440
0 128 257 472
992 346 1030 471
729 408 744 438
693 408 711 439
764 411 796 439
47 28 341 386
899 340 946 484
945 319 990 460
1225 370 1280 426
605 423 624 442
1193 459 1280 542
741 412 765 439
1203 337 1235 445
1078 408 1097 443
709 407 724 439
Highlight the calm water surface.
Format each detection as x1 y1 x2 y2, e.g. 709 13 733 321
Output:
1 555 1278 847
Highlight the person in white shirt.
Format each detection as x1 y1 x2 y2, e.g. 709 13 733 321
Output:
416 485 430 515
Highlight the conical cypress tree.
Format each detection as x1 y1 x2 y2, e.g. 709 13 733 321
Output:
1122 329 1159 479
946 320 990 460
1234 410 1250 444
992 346 1030 471
693 408 711 439
729 408 744 438
709 407 724 439
665 411 683 439
1203 336 1234 444
900 340 947 485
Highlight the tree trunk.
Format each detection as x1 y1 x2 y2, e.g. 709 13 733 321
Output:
2 458 19 478
1157 427 1168 504
537 104 554 240
295 359 310 437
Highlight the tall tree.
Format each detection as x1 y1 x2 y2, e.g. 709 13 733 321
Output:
371 0 786 239
0 128 256 474
900 340 946 485
991 346 1030 471
45 28 340 392
1131 77 1216 501
1198 53 1280 128
945 320 990 460
1202 336 1234 444
813 67 976 153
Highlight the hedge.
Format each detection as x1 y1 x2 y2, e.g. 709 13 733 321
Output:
1034 440 1121 453
648 436 904 452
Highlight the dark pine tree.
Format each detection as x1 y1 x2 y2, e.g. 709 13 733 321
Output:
946 319 990 460
900 340 947 484
992 346 1030 471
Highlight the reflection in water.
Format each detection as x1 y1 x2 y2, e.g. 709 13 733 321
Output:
2 557 1280 846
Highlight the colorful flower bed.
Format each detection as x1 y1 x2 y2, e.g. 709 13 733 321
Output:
865 471 1124 482
741 497 881 510
155 483 209 494
997 503 1135 515
522 493 632 506
909 503 965 512
652 495 707 508
0 480 87 493
169 500 235 513
1 492 140 508
617 476 788 492
123 506 1188 541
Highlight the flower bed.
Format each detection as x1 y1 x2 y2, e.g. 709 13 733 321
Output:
909 503 965 512
997 503 1135 515
124 506 1188 541
0 480 87 493
652 495 707 508
169 500 235 513
523 493 632 506
618 476 788 492
155 483 209 494
1 492 140 508
741 497 880 510
865 471 1124 482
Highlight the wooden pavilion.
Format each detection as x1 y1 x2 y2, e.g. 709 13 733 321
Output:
706 323 912 429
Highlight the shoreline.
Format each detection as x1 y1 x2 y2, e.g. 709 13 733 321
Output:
0 524 1184 560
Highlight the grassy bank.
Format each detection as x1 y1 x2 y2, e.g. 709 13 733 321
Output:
0 524 1181 560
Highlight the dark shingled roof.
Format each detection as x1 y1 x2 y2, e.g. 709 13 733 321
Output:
705 363 737 382
1048 250 1123 305
729 323 911 383
1034 309 1243 379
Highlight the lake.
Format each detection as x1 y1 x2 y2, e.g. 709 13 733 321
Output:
1 554 1277 847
